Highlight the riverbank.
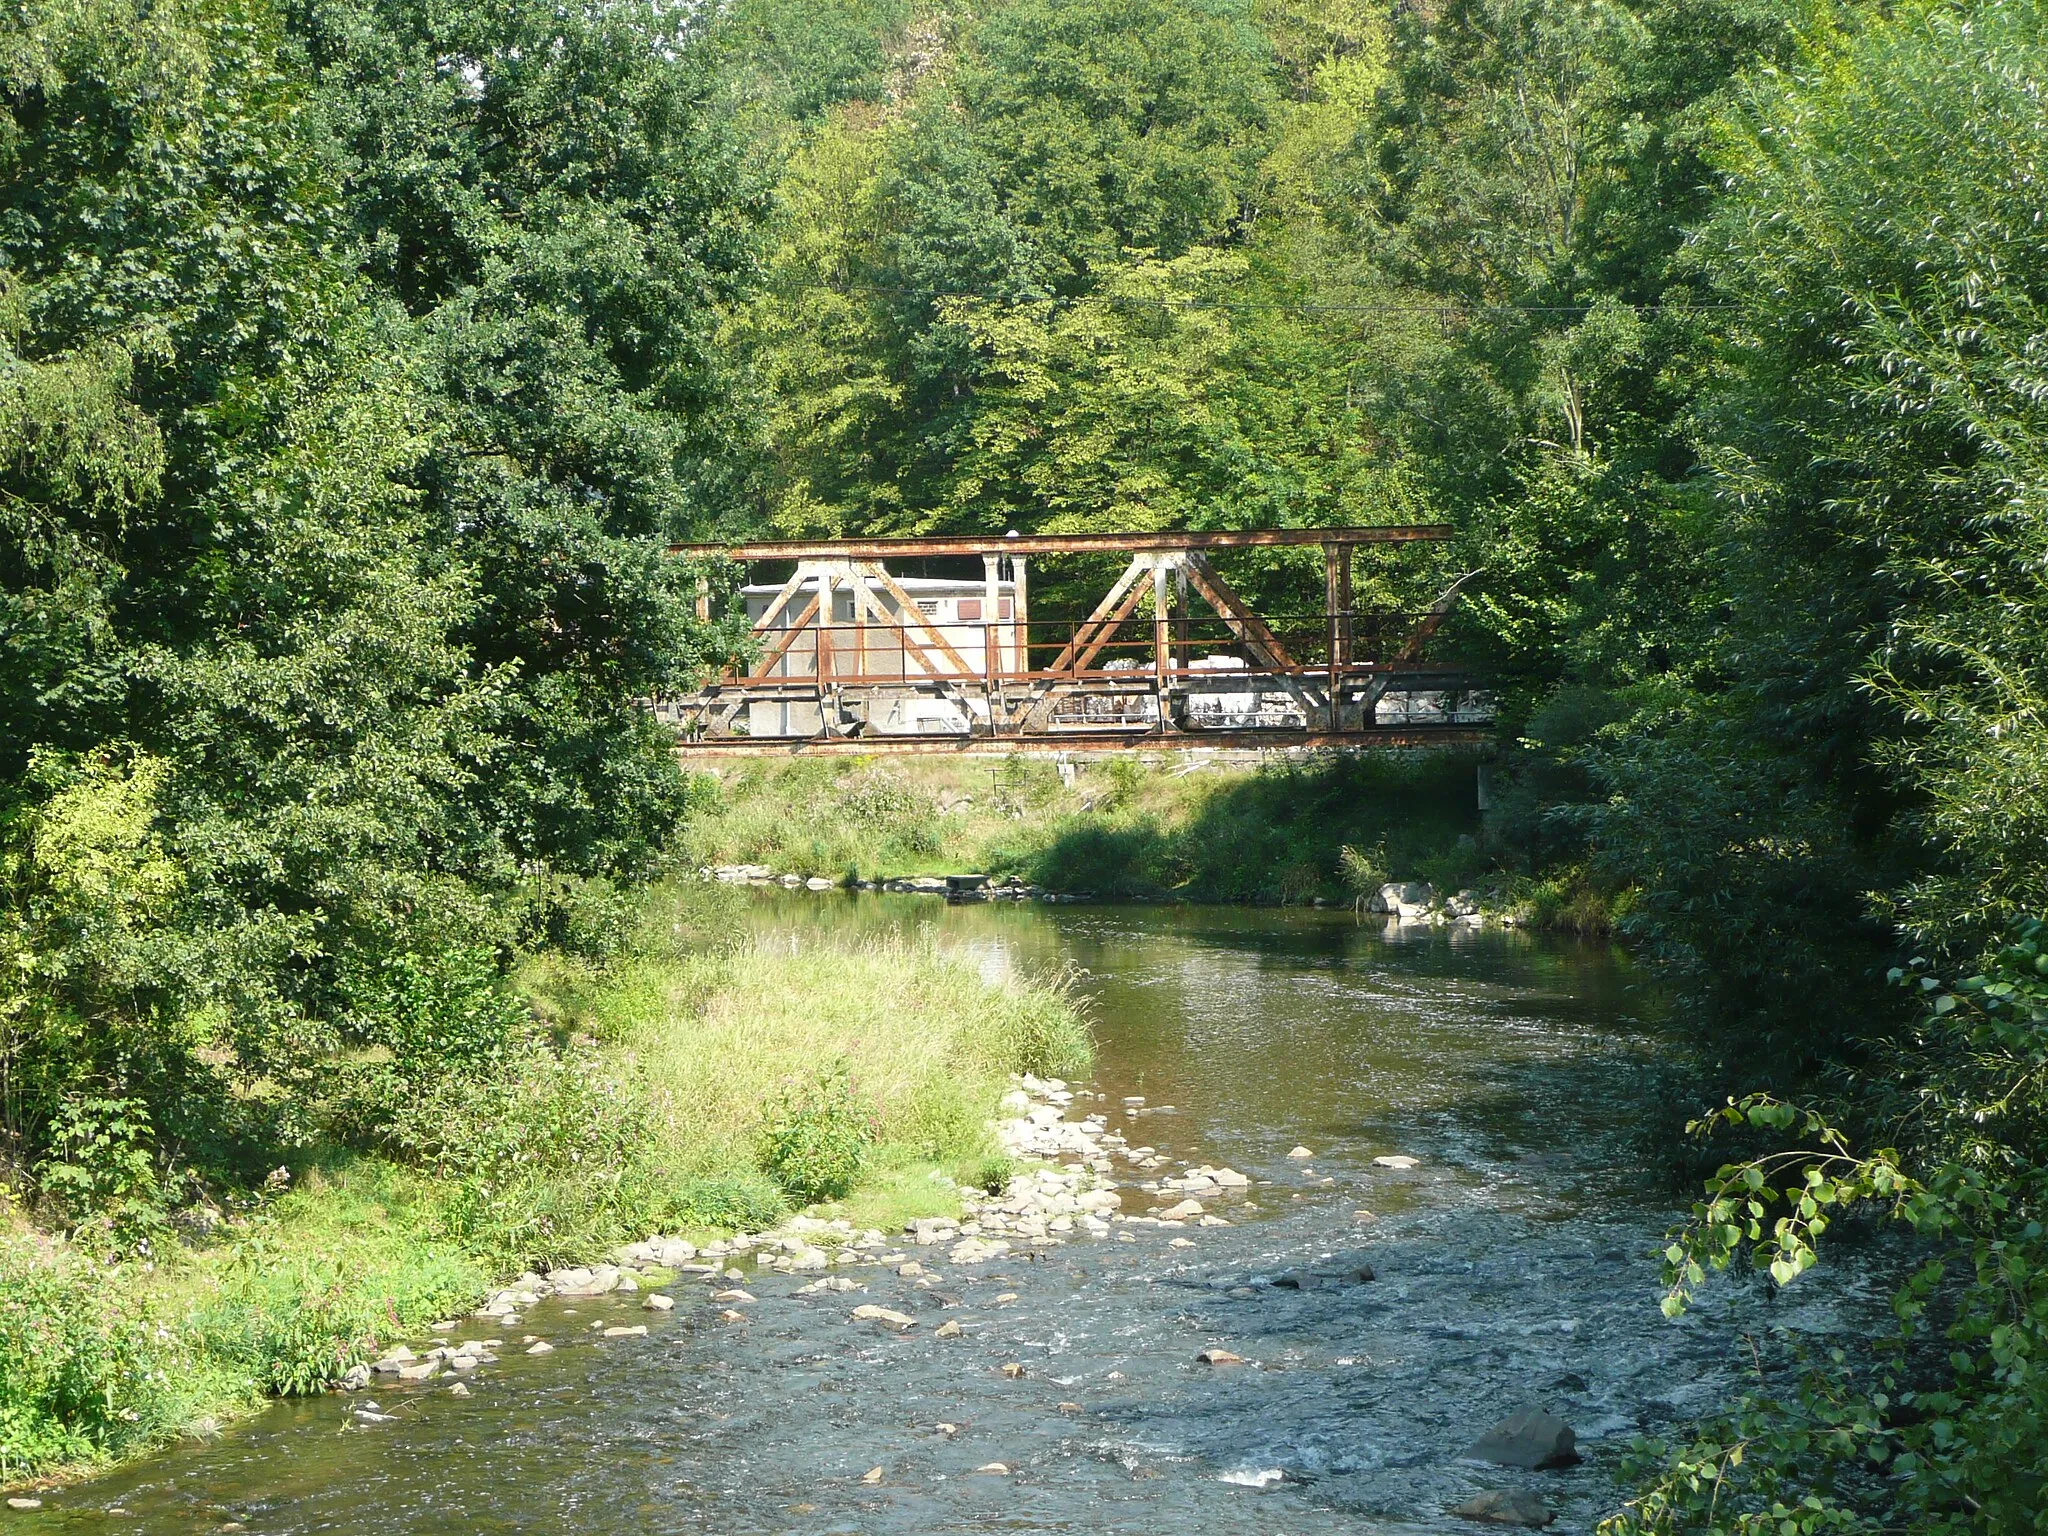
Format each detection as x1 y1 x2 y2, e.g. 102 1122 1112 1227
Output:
0 882 1090 1492
679 752 1631 933
678 750 1494 906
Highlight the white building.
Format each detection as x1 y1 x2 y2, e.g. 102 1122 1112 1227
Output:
742 573 1022 737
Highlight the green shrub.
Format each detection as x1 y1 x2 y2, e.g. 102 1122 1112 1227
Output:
0 1239 179 1477
756 1069 876 1205
962 1153 1016 1196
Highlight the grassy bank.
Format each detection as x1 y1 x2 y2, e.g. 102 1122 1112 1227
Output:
0 882 1089 1487
681 751 1491 905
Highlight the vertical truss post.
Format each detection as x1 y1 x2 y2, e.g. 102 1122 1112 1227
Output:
815 566 835 684
982 553 1001 681
1152 557 1171 727
1324 542 1353 729
1011 553 1029 674
850 563 867 681
1174 558 1192 673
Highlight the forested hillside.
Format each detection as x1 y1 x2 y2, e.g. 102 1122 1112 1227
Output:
5 0 2047 1521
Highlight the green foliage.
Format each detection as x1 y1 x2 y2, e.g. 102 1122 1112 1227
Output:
1611 926 2048 1533
756 1068 877 1205
0 1240 179 1478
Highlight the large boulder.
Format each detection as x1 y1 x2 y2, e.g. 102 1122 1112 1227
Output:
1371 881 1437 919
1450 1489 1556 1527
1464 1409 1579 1469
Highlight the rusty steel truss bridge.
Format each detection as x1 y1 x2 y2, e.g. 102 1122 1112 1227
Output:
658 526 1490 754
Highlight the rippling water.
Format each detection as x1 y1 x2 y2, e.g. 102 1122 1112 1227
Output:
29 896 1802 1534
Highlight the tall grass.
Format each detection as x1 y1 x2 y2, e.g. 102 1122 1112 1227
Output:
0 885 1090 1486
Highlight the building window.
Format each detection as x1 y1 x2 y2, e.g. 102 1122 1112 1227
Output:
957 598 983 621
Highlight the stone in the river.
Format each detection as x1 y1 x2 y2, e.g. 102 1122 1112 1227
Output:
1160 1199 1205 1219
6 1499 43 1511
1169 1237 1195 1248
1374 1154 1420 1170
1057 1401 1082 1413
860 1466 883 1484
603 1325 647 1339
370 1345 417 1373
551 1265 622 1298
973 1463 1012 1475
448 1382 471 1398
994 1292 1019 1304
1286 1146 1314 1159
339 1363 371 1391
525 1340 554 1355
1465 1410 1579 1470
711 1289 756 1303
850 1304 917 1330
1450 1490 1556 1527
934 1320 962 1338
999 1362 1026 1378
1197 1349 1245 1365
897 1261 924 1277
807 877 834 891
718 1309 749 1323
397 1361 440 1382
1271 1270 1320 1290
1212 1168 1251 1188
644 1294 674 1311
949 1237 1010 1264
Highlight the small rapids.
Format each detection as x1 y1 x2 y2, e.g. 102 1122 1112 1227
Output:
24 896 1843 1534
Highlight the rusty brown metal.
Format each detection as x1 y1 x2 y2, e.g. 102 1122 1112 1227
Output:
664 529 1484 749
671 525 1452 561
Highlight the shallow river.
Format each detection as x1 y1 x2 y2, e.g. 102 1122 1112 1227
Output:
31 896 1786 1534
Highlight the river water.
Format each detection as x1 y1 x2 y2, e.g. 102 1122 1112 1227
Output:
29 896 1794 1534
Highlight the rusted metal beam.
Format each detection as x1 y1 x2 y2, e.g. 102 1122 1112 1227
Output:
1047 554 1151 674
1180 553 1298 671
671 525 1453 561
